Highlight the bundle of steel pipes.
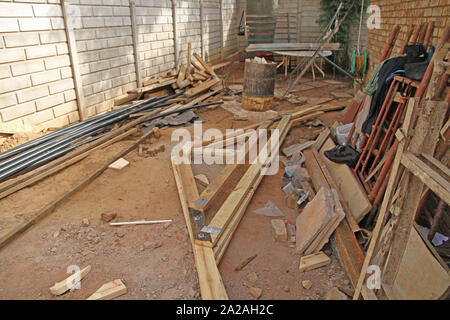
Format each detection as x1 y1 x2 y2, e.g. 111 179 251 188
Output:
0 93 223 182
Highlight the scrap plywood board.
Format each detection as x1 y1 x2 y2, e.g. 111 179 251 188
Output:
319 138 371 222
295 187 335 255
390 227 450 300
199 116 292 248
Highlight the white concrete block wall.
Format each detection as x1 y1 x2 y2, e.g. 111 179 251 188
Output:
136 0 175 81
222 0 239 59
0 0 77 129
202 0 221 63
72 0 135 118
0 0 240 130
176 0 202 66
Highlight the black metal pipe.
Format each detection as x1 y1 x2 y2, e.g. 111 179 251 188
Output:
0 95 164 161
0 93 180 171
0 126 109 181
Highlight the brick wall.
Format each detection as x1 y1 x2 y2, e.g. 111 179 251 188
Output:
0 0 240 131
366 0 449 80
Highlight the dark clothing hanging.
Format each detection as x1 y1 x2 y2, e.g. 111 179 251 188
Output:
361 45 428 134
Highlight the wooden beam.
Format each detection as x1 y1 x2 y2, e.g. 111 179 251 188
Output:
171 162 228 300
50 265 91 296
61 0 86 121
176 64 189 89
184 78 220 97
197 116 292 248
401 152 450 204
213 118 293 263
193 53 218 78
127 78 177 94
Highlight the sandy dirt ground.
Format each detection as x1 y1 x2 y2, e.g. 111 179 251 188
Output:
0 63 356 300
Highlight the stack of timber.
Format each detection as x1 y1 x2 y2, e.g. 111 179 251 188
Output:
118 48 224 107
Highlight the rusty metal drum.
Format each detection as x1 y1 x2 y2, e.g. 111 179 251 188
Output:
242 60 276 111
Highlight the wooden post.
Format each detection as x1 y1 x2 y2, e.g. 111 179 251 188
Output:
200 0 205 59
61 0 86 121
172 0 179 68
130 0 142 88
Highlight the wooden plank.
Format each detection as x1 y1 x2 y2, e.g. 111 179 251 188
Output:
212 61 232 70
401 152 450 204
0 128 138 200
299 252 331 272
171 162 228 300
198 116 292 248
196 165 239 211
184 78 220 98
422 152 450 179
282 141 315 157
193 53 218 78
177 64 188 88
195 122 272 212
87 279 127 300
0 128 156 249
313 128 330 150
50 265 91 296
127 78 177 94
186 43 192 76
